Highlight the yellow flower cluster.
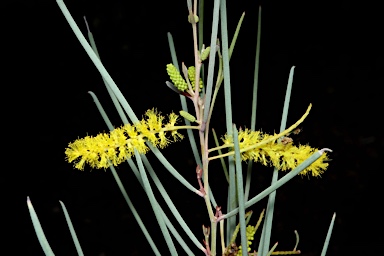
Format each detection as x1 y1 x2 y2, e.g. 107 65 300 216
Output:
236 225 257 255
222 129 329 177
65 109 183 170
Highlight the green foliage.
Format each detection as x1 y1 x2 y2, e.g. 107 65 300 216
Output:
27 1 335 255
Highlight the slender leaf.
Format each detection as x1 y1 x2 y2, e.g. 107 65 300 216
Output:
27 197 55 256
59 201 84 256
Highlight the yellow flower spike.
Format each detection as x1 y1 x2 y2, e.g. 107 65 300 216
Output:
219 128 330 177
166 64 188 91
65 109 184 170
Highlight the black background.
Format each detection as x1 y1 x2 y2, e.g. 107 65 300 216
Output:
5 0 383 255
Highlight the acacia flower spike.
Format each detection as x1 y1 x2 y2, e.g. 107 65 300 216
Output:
187 66 203 92
208 105 330 177
65 109 199 170
209 104 312 156
166 63 188 91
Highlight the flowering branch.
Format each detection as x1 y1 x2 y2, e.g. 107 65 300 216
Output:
65 109 197 170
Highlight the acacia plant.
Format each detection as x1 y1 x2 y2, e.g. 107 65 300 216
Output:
27 0 335 255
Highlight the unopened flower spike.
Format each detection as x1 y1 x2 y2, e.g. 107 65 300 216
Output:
201 46 211 61
179 110 197 123
187 66 203 92
166 64 188 91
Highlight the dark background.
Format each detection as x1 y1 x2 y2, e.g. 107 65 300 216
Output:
5 0 383 255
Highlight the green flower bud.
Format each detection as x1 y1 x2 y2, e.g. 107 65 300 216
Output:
188 14 199 24
166 64 188 91
201 46 211 61
179 110 196 122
